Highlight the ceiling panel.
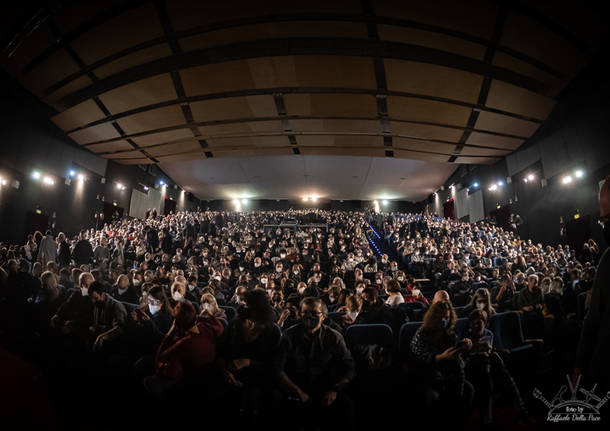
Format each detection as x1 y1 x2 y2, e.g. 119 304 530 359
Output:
460 146 512 157
179 21 368 52
455 156 502 164
299 147 386 157
466 131 524 150
385 59 484 103
190 95 277 122
42 75 94 110
199 121 284 137
296 135 383 147
213 148 294 158
155 152 204 163
20 49 81 96
378 25 487 60
284 93 378 117
291 119 379 134
69 3 165 65
372 0 498 39
181 59 255 96
393 138 455 154
145 141 202 156
116 158 153 165
94 43 173 79
207 135 290 148
116 105 186 135
492 52 565 97
393 149 450 163
51 99 106 131
98 73 177 114
474 111 540 137
166 0 363 32
87 140 134 153
501 11 589 77
132 128 196 147
387 96 471 126
104 149 146 159
485 80 556 120
391 122 463 142
68 122 121 145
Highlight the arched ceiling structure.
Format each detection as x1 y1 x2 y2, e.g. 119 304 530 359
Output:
1 0 604 199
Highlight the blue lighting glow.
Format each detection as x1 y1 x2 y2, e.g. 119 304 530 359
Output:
69 170 76 177
472 182 479 188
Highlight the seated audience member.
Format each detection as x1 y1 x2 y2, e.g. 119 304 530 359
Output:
462 310 528 424
491 274 515 311
410 301 473 418
277 297 355 429
384 279 405 306
144 300 224 399
432 289 450 305
462 288 495 318
199 292 227 321
110 274 139 304
88 281 128 352
518 274 544 338
51 271 94 341
217 289 282 418
354 286 393 326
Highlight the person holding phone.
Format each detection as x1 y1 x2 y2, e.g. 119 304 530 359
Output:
410 300 474 420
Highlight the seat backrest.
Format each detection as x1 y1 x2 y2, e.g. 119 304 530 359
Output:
398 321 422 359
453 306 466 317
327 311 345 323
489 311 524 350
454 317 470 340
511 292 520 310
345 323 393 348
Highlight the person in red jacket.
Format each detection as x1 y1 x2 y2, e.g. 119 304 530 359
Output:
144 300 224 399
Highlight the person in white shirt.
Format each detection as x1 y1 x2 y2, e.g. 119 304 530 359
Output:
384 279 404 306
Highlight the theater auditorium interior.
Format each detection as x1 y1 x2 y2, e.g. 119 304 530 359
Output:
1 1 610 429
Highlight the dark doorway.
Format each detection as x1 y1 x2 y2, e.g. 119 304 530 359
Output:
443 198 455 220
102 202 124 226
565 215 591 255
163 197 176 215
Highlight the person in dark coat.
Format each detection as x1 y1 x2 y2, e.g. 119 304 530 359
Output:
72 231 93 265
57 232 71 267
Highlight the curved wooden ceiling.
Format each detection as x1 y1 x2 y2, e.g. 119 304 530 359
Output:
1 0 602 168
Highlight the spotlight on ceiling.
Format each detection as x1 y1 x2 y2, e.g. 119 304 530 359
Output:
68 170 76 177
311 195 318 202
116 182 123 190
574 169 584 179
488 184 498 192
302 197 309 202
159 180 166 186
497 180 504 187
42 176 55 185
32 171 41 180
0 177 7 186
143 186 149 191
562 175 573 185
472 182 479 188
241 198 247 204
77 174 85 182
527 174 535 181
382 200 388 205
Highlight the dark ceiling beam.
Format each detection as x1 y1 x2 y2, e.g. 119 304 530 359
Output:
153 0 203 158
23 9 572 85
450 3 508 162
362 0 392 152
55 37 553 109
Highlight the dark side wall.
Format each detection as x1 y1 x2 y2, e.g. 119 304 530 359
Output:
426 52 610 250
0 72 199 244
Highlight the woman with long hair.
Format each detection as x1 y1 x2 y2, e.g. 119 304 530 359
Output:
410 301 473 417
463 288 496 318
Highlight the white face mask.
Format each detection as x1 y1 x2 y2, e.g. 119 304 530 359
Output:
255 262 261 268
201 303 213 312
239 266 244 272
280 254 286 259
411 289 421 297
293 270 299 275
81 287 89 296
133 279 140 286
261 278 267 284
276 267 282 273
397 277 404 282
214 275 221 281
356 287 364 294
347 311 359 321
172 291 183 301
149 304 161 315
298 287 306 295
188 284 196 291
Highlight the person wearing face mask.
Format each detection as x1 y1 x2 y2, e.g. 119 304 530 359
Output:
199 293 227 321
573 177 610 390
185 275 202 304
170 281 187 306
51 271 94 340
462 288 495 318
410 300 473 422
110 274 139 304
277 297 355 429
384 279 405 307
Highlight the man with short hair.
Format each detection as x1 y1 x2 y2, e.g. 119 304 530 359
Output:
88 281 127 352
277 297 355 428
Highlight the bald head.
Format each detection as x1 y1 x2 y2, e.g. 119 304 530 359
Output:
601 176 610 218
432 290 450 304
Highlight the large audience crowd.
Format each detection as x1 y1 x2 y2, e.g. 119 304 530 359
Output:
0 208 606 428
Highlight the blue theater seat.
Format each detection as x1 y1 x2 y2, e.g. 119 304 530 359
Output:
345 324 393 348
488 311 533 354
398 321 422 361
